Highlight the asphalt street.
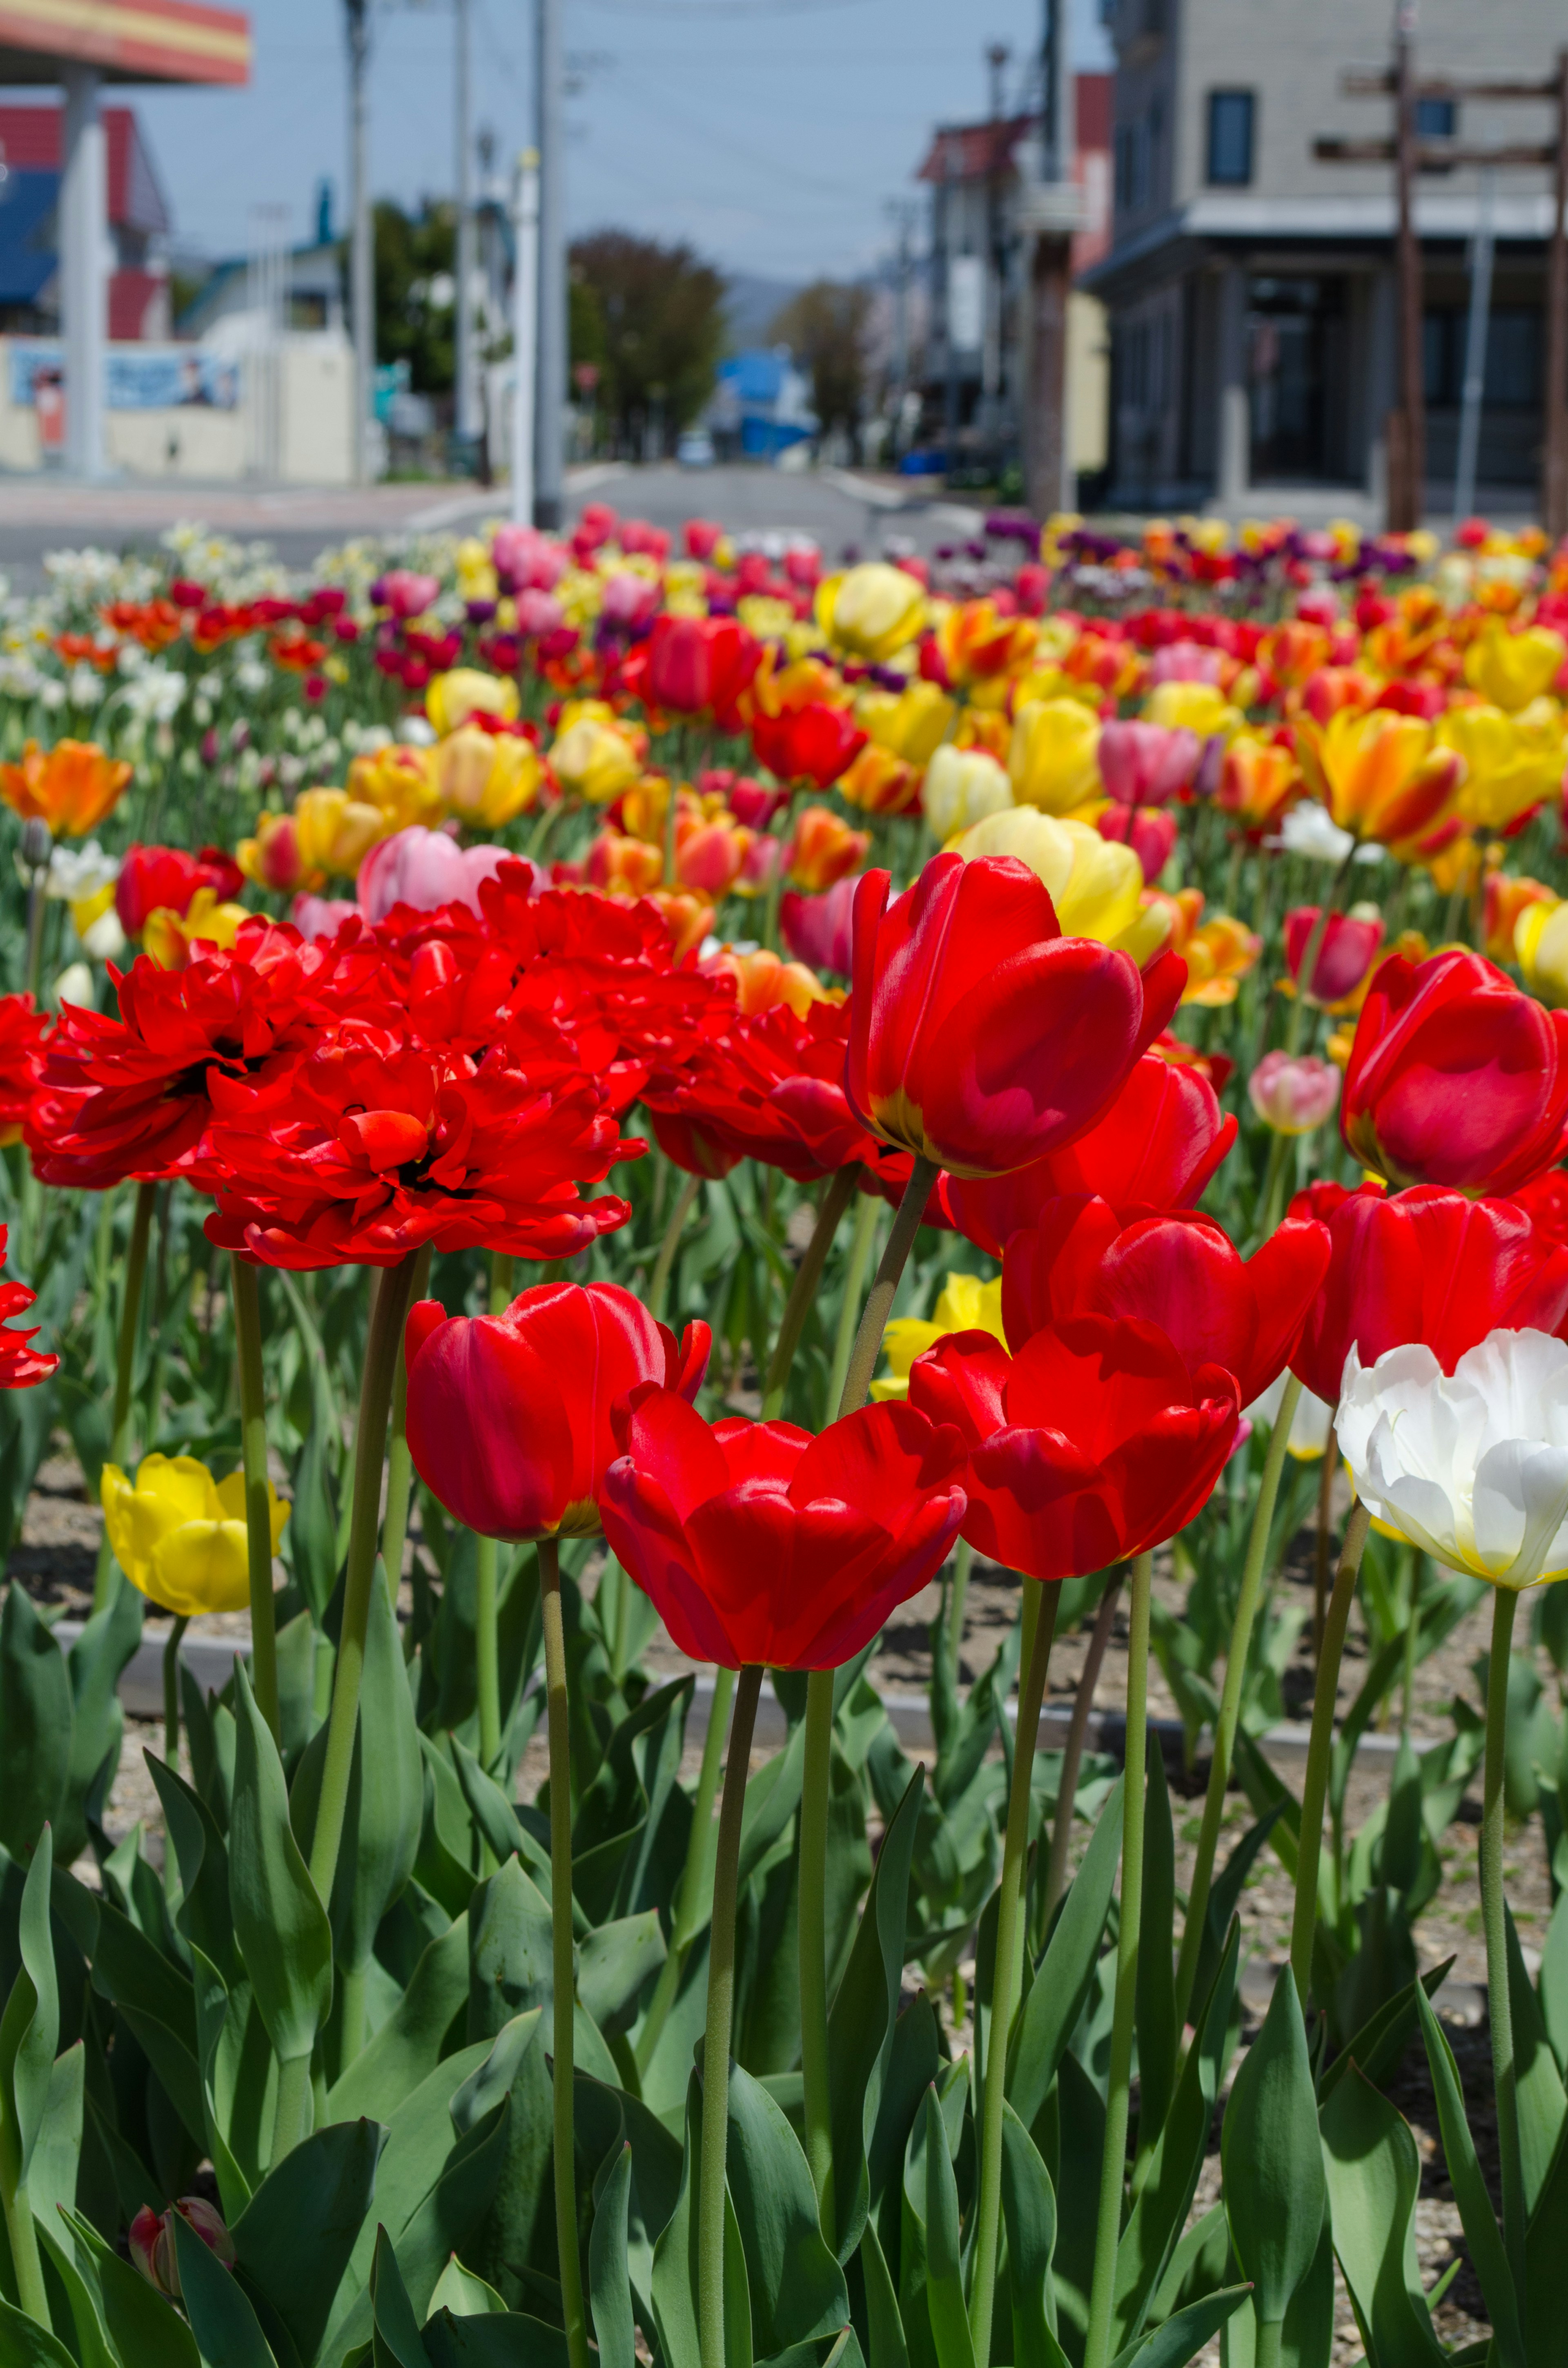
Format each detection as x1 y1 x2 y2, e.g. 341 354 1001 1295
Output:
0 461 990 591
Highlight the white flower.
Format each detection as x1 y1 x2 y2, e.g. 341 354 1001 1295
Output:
235 658 270 696
67 664 104 708
53 961 95 1010
42 840 119 901
120 666 185 724
1269 802 1385 866
1246 1369 1335 1460
1337 1329 1568 1588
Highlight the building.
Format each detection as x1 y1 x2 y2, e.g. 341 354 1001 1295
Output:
914 74 1112 489
1089 0 1562 514
0 100 171 339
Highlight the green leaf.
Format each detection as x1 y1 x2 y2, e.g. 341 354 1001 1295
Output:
370 2223 432 2368
858 2218 909 2368
578 1911 666 2036
1541 1890 1568 2078
1136 1748 1178 2145
1190 1809 1283 2029
1507 1902 1568 2216
60 1584 141 1866
425 2259 506 2319
147 1752 237 1986
1221 1964 1324 2329
229 1662 332 2072
28 2038 84 2230
467 1857 552 2039
59 2207 201 2368
232 2116 386 2368
726 2060 849 2353
824 1765 925 2264
1000 2100 1059 2368
1008 1777 1125 2130
0 2294 79 2368
1107 2285 1250 2368
0 1824 57 2187
448 1735 557 1904
1320 2061 1446 2368
0 1590 71 1861
1318 1960 1454 2103
922 2086 975 2368
326 1918 471 2124
651 2068 751 2368
422 2313 573 2367
172 2210 279 2368
590 2141 637 2368
1414 1979 1525 2368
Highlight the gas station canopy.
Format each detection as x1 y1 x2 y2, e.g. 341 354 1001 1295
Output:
0 0 248 86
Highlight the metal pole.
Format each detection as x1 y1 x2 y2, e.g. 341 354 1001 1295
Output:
1545 48 1568 543
511 149 539 523
454 0 479 444
534 0 565 527
942 138 960 468
1393 1 1425 528
60 64 105 481
345 0 374 485
1453 167 1495 523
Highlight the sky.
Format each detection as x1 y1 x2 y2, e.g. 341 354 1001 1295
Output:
119 0 1112 286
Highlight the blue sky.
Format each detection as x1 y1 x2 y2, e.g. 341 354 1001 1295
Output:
122 0 1111 283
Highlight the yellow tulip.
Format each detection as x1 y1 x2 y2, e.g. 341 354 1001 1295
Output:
1440 702 1567 832
1141 682 1241 740
1008 697 1103 816
429 724 542 827
548 715 643 805
873 1272 1006 1401
426 668 520 736
951 808 1149 952
1293 708 1463 852
454 537 498 604
144 889 250 969
294 786 390 880
347 744 443 831
854 680 954 767
924 744 1013 840
1515 897 1568 1008
1463 618 1567 712
102 1454 287 1618
815 562 926 660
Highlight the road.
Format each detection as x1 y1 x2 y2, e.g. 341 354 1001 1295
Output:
0 461 991 593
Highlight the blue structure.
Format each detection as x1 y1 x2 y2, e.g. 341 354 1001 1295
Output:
706 346 816 460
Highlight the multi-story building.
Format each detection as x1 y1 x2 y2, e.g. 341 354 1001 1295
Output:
1088 0 1562 514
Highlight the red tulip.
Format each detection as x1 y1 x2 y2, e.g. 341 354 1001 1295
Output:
908 1318 1239 1580
1000 1195 1331 1406
405 1282 708 1541
643 994 879 1184
1097 719 1201 806
1096 803 1179 884
0 1223 55 1389
1288 1179 1568 1403
601 1389 967 1668
0 994 46 1142
646 615 761 719
1342 947 1568 1195
780 877 856 976
845 853 1185 1179
750 702 867 790
116 844 244 938
1282 905 1385 1007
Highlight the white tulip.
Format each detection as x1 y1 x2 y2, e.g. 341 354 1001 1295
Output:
1337 1328 1568 1588
1246 1369 1335 1460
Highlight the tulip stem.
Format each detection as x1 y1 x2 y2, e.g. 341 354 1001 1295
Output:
270 2053 312 2170
637 1664 736 2074
1082 1549 1153 2368
1483 1582 1527 2295
648 1172 701 1323
1044 1568 1123 1927
475 1533 501 1770
762 1164 858 1420
798 1667 836 2213
163 1613 188 1774
380 1242 433 1610
825 1186 879 1421
307 1252 421 1915
0 2129 47 2329
540 1534 591 2368
92 1177 157 1612
699 1661 763 2368
1288 1500 1371 2005
1175 1375 1301 2027
835 1155 937 1420
1312 1421 1337 1659
230 1254 281 1749
948 1534 973 1668
969 1574 1060 2367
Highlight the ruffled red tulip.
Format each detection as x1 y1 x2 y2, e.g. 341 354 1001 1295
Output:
908 1318 1239 1579
845 853 1185 1179
1000 1195 1330 1406
0 1224 55 1388
1283 905 1385 1008
643 994 879 1184
0 994 46 1144
1289 1178 1568 1403
116 844 244 939
405 1281 708 1540
938 1050 1236 1255
601 1390 966 1668
750 702 867 790
1342 947 1568 1195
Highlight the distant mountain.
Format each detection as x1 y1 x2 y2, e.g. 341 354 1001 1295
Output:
723 271 802 353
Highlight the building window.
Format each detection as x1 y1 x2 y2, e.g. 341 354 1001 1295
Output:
1206 90 1254 187
1415 96 1457 138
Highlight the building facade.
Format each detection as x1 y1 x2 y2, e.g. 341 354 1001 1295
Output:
1089 0 1562 514
0 102 172 339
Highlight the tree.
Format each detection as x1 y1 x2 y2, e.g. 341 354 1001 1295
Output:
373 199 457 394
569 231 726 455
768 280 871 441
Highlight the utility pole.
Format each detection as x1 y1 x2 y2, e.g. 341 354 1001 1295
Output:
454 0 479 447
345 0 374 486
512 147 539 524
1022 0 1080 517
1392 0 1425 529
1546 49 1568 542
534 0 566 528
1452 167 1494 523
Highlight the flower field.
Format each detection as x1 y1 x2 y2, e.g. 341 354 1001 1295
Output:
0 500 1566 2368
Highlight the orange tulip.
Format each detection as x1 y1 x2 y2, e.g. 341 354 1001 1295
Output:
704 946 830 1019
1484 870 1554 965
786 804 869 891
936 598 1037 684
836 742 921 816
647 889 714 962
1292 708 1463 855
1215 734 1301 838
0 738 131 835
585 830 663 898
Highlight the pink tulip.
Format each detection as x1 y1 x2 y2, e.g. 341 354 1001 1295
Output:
356 825 528 923
1097 802 1179 884
1283 905 1385 1006
1248 1050 1341 1136
620 518 671 564
685 520 723 561
599 571 662 629
514 588 565 638
780 875 857 975
378 569 440 620
492 524 567 591
1098 720 1202 806
1148 642 1225 687
291 892 358 941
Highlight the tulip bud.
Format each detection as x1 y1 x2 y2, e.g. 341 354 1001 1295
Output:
1247 1050 1341 1136
20 817 52 871
130 2198 235 2299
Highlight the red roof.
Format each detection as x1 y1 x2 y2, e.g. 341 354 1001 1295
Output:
0 102 169 234
915 74 1112 183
